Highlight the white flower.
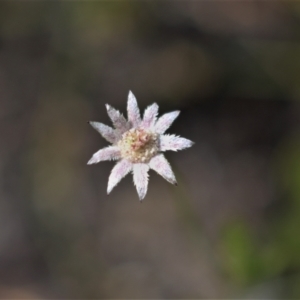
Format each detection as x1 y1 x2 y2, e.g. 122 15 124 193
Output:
88 91 194 201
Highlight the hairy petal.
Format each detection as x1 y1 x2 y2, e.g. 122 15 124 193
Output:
89 121 119 143
149 154 177 185
127 91 141 127
106 104 130 133
107 159 132 194
155 111 180 134
133 164 149 201
160 134 194 152
141 103 159 129
87 146 120 165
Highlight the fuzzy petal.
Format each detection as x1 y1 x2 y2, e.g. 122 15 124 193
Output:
133 164 149 201
155 111 180 134
89 121 119 143
160 134 194 152
87 146 120 165
106 104 130 133
107 159 132 194
141 103 159 129
127 91 141 127
149 154 177 185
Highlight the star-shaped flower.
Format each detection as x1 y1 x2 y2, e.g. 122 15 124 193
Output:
88 91 194 201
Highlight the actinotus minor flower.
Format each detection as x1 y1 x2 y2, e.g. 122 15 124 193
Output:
87 91 194 201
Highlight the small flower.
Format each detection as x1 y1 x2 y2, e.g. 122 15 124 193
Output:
88 91 194 201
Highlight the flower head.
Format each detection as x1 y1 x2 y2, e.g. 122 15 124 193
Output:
88 91 194 201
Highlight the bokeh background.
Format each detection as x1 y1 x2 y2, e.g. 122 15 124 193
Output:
1 1 300 298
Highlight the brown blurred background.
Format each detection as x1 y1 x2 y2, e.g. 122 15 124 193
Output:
0 1 300 298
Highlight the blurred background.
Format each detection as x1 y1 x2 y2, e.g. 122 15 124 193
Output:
0 1 300 298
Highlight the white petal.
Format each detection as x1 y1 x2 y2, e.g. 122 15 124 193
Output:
133 164 149 201
159 134 194 152
127 91 141 127
87 146 120 165
155 111 180 134
89 121 120 143
149 154 177 185
106 104 130 133
107 159 132 194
141 103 159 129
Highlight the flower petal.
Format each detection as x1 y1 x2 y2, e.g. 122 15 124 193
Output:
141 103 159 129
155 111 180 134
106 104 130 133
107 159 132 194
133 164 149 201
87 146 120 165
127 91 141 127
149 154 177 185
159 134 194 152
89 121 120 144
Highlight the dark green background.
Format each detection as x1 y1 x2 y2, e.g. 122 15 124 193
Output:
0 1 300 298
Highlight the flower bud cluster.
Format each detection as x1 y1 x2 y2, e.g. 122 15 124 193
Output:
118 128 158 163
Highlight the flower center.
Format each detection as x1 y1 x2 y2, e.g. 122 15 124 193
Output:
118 128 158 163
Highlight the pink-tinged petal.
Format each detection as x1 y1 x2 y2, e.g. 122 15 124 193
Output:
155 111 180 134
149 154 177 185
133 164 149 201
89 121 120 143
107 159 132 194
106 104 130 133
87 146 120 165
127 91 141 127
159 134 194 152
141 103 159 129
